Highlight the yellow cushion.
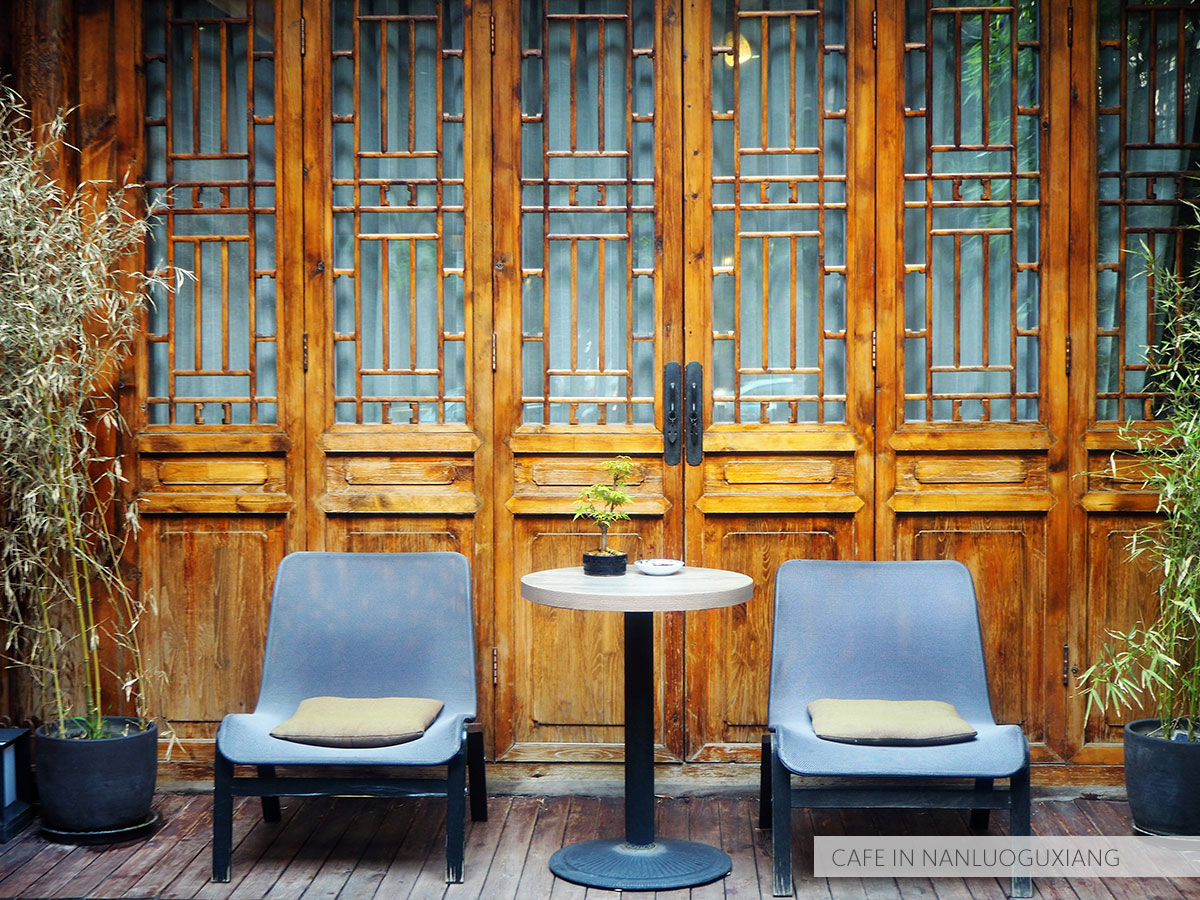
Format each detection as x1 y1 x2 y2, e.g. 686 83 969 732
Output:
270 696 444 748
807 698 977 746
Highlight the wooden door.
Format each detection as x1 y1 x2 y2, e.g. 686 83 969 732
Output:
491 0 690 762
490 0 876 763
490 0 1073 764
130 0 305 759
1066 0 1200 766
677 2 875 761
873 1 1072 764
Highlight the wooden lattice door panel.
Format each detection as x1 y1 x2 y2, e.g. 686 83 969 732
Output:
678 0 873 761
141 0 282 429
1067 0 1200 765
133 0 301 751
324 0 470 428
874 0 1071 764
491 0 686 762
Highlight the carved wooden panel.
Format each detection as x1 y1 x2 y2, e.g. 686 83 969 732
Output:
504 515 668 760
686 520 848 761
1083 516 1161 745
326 518 470 557
899 517 1046 747
140 519 284 744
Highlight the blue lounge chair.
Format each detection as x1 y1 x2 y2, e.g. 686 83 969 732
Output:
760 559 1031 897
212 551 487 884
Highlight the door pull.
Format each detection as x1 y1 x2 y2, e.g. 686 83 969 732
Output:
664 362 682 466
684 361 703 466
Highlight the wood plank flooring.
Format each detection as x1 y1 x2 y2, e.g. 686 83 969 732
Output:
0 792 1195 900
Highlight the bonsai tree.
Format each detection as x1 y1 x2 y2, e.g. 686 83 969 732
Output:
573 456 636 555
1079 202 1200 743
0 87 169 739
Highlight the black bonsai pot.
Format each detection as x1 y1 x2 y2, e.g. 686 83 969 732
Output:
1123 718 1200 835
583 551 627 576
35 716 158 840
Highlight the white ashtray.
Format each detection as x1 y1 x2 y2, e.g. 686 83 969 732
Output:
634 558 684 576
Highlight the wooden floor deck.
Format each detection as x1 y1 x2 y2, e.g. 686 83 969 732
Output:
0 790 1195 900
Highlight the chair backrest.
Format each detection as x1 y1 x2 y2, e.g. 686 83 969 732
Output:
768 559 997 727
254 552 477 718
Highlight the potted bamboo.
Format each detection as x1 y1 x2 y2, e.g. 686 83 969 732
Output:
1078 203 1200 836
0 88 170 841
573 457 635 576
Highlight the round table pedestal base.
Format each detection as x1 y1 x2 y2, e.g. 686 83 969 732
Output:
549 837 732 890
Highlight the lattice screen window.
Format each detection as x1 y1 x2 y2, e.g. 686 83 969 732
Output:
709 0 849 426
1095 1 1200 423
331 0 468 425
903 0 1042 424
143 0 279 427
519 0 658 427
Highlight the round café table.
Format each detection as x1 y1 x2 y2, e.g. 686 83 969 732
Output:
520 565 753 891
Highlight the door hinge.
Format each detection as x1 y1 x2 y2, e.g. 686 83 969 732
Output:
872 8 878 50
871 330 877 369
1062 644 1071 686
300 16 306 56
1065 335 1072 376
302 332 309 373
492 647 499 685
490 15 496 55
492 333 498 372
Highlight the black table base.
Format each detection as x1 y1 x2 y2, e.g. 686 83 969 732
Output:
550 611 733 891
549 837 731 890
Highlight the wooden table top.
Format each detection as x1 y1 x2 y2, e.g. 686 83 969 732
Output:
520 565 753 612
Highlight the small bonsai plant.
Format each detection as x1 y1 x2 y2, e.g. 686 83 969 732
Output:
573 456 635 574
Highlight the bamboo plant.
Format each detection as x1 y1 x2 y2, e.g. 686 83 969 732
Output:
1079 202 1200 743
0 87 169 738
573 456 636 555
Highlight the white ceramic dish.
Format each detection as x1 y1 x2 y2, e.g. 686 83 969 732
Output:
633 558 684 576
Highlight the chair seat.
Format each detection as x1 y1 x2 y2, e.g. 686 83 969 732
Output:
774 718 1028 779
217 707 474 768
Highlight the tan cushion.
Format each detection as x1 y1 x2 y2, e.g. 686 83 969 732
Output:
807 699 977 746
270 696 444 748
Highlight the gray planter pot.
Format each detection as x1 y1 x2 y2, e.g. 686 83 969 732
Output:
35 717 158 839
1123 718 1200 836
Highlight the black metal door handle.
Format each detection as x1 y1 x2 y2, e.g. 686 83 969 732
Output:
663 362 682 466
684 361 703 466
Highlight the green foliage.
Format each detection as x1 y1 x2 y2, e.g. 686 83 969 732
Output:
0 88 172 738
573 456 636 555
1078 202 1200 742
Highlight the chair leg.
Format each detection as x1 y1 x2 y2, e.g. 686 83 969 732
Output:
770 732 793 898
1009 765 1032 898
467 725 488 822
759 732 773 829
970 777 993 831
257 766 282 822
212 751 234 883
445 748 467 884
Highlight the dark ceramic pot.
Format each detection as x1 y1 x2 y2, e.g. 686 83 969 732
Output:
582 551 627 576
35 717 158 835
1123 718 1200 835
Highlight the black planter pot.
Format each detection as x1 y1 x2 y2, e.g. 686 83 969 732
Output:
1123 718 1200 836
35 717 158 840
583 551 627 576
